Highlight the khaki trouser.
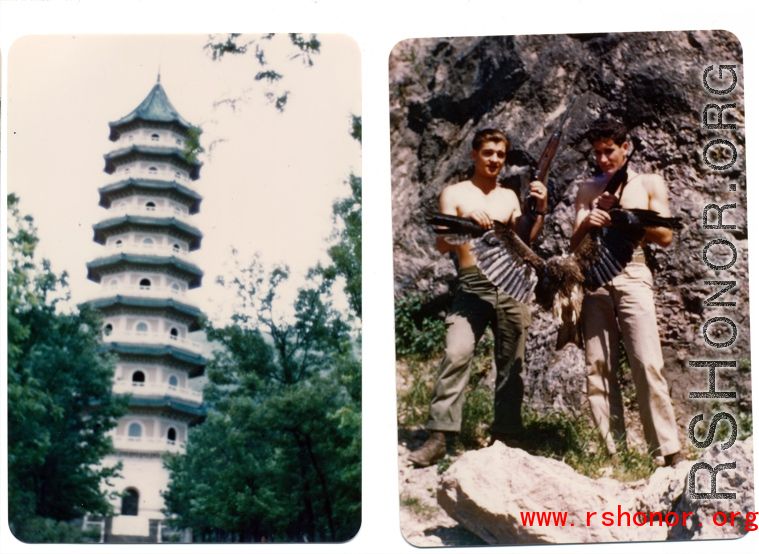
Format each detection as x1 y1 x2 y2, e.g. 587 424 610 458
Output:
427 266 531 435
582 262 681 457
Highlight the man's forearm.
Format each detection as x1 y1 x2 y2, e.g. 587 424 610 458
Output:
436 234 454 254
516 213 544 244
569 219 590 252
644 226 673 247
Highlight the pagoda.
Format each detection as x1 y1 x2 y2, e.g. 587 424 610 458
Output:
85 77 206 543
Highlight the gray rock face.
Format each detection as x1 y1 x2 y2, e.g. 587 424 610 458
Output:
390 31 750 428
667 438 756 540
438 437 754 544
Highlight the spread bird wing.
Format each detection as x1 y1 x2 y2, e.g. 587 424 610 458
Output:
426 212 487 245
471 221 543 303
426 212 542 303
573 208 683 291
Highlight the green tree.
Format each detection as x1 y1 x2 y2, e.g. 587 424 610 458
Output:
313 115 362 321
163 258 360 542
7 194 128 542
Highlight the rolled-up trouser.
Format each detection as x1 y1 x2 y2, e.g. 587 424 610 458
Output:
582 262 681 457
427 266 531 435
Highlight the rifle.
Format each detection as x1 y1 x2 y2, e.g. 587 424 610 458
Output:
525 97 575 217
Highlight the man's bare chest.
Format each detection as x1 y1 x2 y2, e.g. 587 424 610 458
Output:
617 179 651 210
456 189 516 222
590 178 650 210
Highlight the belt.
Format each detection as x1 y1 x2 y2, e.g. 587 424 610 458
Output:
459 265 483 276
631 247 646 264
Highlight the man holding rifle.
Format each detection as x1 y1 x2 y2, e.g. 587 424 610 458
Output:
408 129 548 467
570 117 682 466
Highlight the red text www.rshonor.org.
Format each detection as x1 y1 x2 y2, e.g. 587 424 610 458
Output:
520 507 759 531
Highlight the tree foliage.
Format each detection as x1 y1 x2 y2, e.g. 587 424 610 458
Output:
7 194 128 542
183 125 205 163
312 115 362 320
205 33 321 112
163 259 360 542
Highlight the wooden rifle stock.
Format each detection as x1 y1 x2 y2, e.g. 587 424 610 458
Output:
526 97 575 216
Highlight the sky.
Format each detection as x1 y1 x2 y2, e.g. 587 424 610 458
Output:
2 3 758 554
6 33 361 323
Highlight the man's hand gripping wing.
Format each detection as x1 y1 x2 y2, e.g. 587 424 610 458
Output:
427 212 542 304
574 208 683 291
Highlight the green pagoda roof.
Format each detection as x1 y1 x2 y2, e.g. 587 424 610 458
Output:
102 342 206 377
88 295 204 330
92 215 203 250
98 178 202 213
109 81 193 140
126 395 207 419
103 145 202 180
86 253 203 288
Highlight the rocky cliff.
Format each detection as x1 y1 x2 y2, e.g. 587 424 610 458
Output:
390 31 750 436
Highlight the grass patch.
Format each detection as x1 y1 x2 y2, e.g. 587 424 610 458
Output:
459 381 494 449
395 295 446 360
517 407 658 481
436 456 452 474
400 494 437 518
397 358 436 428
691 401 754 446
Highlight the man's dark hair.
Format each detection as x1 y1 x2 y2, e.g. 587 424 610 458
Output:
471 128 509 152
586 118 628 146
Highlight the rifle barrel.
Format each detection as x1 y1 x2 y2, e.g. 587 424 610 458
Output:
526 97 575 215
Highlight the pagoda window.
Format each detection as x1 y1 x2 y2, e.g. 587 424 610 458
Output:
103 323 113 336
121 488 139 516
172 243 181 252
168 375 179 388
115 239 123 248
169 327 179 340
148 166 158 175
139 279 151 290
175 171 182 179
128 423 142 438
132 371 145 385
151 133 160 142
109 278 119 287
171 282 181 294
167 427 177 444
135 321 149 333
145 201 156 211
124 167 130 174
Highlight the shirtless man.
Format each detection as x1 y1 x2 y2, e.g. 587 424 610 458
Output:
408 129 547 467
570 118 682 466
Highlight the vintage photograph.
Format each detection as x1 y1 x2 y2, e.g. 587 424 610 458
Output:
6 33 361 543
390 31 751 545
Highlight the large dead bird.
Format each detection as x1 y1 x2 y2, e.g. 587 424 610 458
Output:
428 209 683 346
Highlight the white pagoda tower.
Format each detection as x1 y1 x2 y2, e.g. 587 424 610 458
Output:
85 77 206 543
